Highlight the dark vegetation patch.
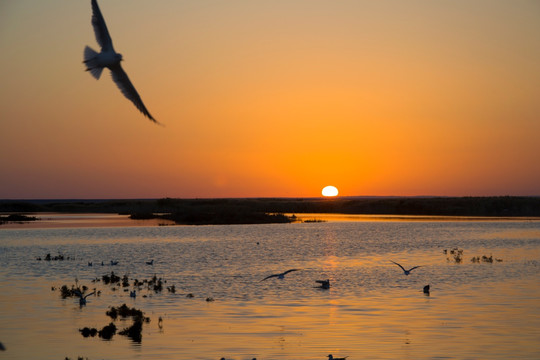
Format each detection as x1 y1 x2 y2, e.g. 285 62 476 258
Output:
36 252 74 261
98 322 117 340
79 327 98 337
80 304 149 342
52 279 98 300
106 304 147 321
159 209 292 225
0 213 39 224
96 272 166 294
118 316 146 342
443 248 503 263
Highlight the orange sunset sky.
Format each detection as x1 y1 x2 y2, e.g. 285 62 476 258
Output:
1 0 539 199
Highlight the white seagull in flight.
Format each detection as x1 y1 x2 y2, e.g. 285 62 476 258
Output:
261 268 300 281
390 260 422 276
83 0 158 123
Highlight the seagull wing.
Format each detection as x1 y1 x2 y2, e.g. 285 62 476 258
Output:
83 291 96 299
283 269 300 275
110 64 157 122
390 261 406 272
261 274 278 281
91 0 114 51
408 266 422 272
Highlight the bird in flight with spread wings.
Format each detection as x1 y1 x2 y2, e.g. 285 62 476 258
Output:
390 260 422 276
261 269 301 281
74 289 96 306
83 0 158 123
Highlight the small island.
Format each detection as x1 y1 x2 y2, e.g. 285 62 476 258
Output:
0 214 39 225
129 210 294 225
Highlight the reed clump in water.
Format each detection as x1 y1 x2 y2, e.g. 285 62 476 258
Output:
471 255 503 263
98 323 117 340
36 252 74 261
97 273 166 294
80 305 149 342
118 316 145 342
444 248 503 264
101 271 121 285
54 279 96 300
444 248 464 263
106 304 149 343
79 327 98 337
106 304 147 320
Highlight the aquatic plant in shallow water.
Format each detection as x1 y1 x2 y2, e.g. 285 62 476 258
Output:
79 327 98 337
80 305 149 342
118 316 145 343
98 323 117 340
106 304 146 320
444 248 464 263
101 271 121 285
471 254 503 263
106 304 150 342
37 252 74 261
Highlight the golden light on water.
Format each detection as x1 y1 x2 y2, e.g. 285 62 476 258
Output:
322 186 339 197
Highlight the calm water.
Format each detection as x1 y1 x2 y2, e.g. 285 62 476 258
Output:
1 215 540 359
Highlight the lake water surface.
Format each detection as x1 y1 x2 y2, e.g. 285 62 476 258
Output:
1 214 539 359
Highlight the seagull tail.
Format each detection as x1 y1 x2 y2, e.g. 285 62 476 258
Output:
83 46 103 79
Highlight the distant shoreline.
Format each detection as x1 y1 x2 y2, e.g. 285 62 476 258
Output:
1 197 540 223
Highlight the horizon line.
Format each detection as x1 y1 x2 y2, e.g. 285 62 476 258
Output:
2 195 539 202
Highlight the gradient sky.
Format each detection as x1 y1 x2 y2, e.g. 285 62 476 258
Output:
1 0 539 199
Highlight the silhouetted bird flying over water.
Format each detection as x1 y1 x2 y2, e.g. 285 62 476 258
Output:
261 269 300 281
83 0 158 123
390 260 422 275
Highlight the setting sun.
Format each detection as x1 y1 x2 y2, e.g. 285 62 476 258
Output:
322 186 339 197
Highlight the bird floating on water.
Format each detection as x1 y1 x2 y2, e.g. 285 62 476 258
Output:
130 290 136 298
261 269 300 281
110 260 119 266
390 261 421 275
83 0 158 123
315 279 330 289
74 289 96 306
327 354 348 360
146 260 154 265
423 285 430 295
